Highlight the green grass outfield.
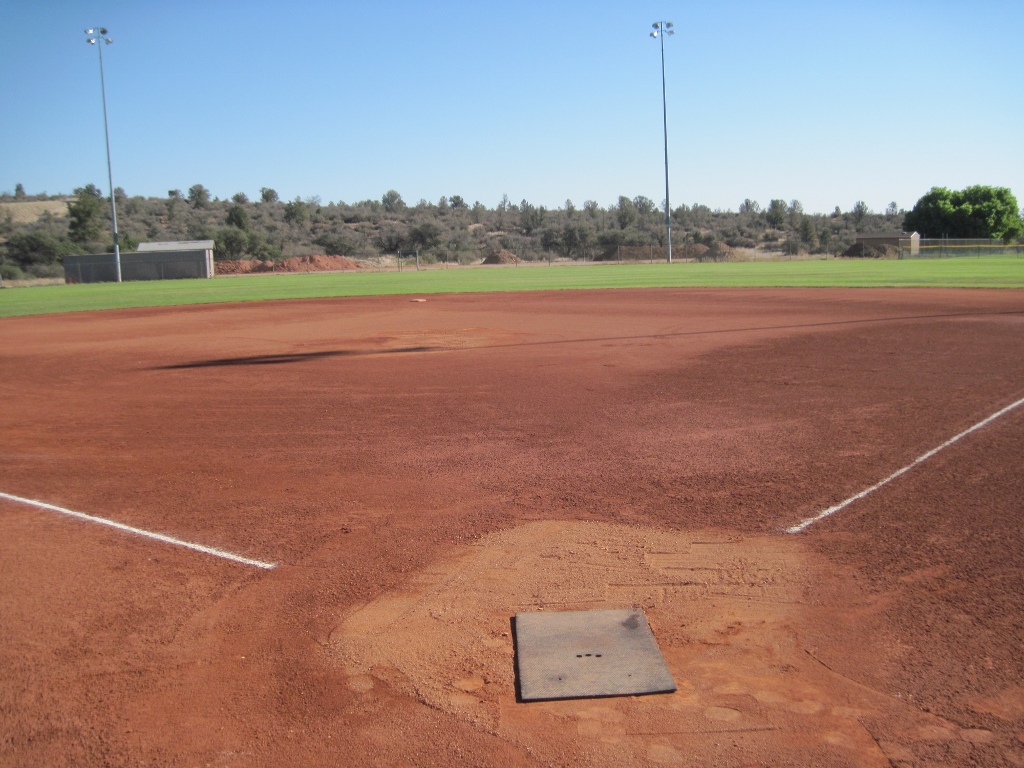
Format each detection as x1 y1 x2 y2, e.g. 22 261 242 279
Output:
2 257 1023 319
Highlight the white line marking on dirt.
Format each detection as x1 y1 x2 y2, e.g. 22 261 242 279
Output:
787 395 1024 534
0 491 276 569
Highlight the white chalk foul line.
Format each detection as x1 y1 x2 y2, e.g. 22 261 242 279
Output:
787 394 1024 534
0 491 276 569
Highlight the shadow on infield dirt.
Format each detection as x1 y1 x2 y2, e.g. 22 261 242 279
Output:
155 347 436 369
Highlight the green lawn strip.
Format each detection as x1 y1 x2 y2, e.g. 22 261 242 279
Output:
2 258 1023 319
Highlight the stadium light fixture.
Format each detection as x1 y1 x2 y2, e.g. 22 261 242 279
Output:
650 21 674 263
85 26 121 282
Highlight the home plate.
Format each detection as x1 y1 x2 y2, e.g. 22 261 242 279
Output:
514 609 676 702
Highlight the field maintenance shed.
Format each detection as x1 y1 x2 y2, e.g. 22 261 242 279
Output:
64 240 215 283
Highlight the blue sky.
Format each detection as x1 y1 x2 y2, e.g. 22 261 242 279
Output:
2 0 1021 214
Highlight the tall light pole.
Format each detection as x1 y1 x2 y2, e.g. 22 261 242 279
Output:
85 27 121 282
650 21 674 263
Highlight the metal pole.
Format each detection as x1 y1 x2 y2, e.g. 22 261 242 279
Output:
658 23 672 264
94 35 121 282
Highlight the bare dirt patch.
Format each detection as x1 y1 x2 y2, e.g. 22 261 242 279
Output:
331 520 981 766
0 199 69 224
482 249 520 265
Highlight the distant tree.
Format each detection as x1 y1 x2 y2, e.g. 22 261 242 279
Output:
493 194 511 227
885 201 899 217
408 220 442 251
168 189 183 199
314 232 352 256
165 193 182 221
225 204 250 230
903 186 1023 241
14 183 26 200
246 231 282 261
583 200 600 219
449 195 468 209
113 186 127 201
519 200 546 234
832 206 842 218
765 199 787 228
260 187 278 204
616 196 637 229
5 229 77 265
851 201 869 225
738 199 760 214
540 226 562 253
799 217 816 246
470 201 485 223
437 196 449 211
788 200 803 227
561 221 594 258
188 184 210 209
283 197 309 225
564 199 576 218
381 189 405 213
108 232 138 252
376 223 406 252
186 219 214 240
67 184 105 245
633 196 656 219
305 195 321 207
215 227 248 260
819 227 833 252
232 192 250 204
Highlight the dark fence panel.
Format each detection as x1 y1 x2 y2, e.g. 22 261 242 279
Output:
64 250 211 283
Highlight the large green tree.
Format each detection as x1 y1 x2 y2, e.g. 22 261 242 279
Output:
904 186 1023 241
283 197 309 225
67 184 105 245
381 190 405 213
765 199 787 228
225 204 250 230
188 184 211 209
5 230 77 265
519 200 546 234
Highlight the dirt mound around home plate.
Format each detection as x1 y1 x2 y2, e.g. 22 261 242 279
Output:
215 255 361 275
481 249 519 265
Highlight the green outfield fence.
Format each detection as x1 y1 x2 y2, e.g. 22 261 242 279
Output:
900 238 1024 259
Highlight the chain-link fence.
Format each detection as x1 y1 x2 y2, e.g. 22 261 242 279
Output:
899 238 1024 259
64 250 214 283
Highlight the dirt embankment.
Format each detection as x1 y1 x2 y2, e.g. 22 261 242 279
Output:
843 243 899 258
481 249 519 265
0 200 70 224
215 255 362 275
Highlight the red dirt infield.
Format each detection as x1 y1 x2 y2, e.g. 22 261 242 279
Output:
2 287 1024 766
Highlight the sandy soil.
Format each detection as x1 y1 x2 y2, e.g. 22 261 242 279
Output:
0 199 69 224
2 288 1024 766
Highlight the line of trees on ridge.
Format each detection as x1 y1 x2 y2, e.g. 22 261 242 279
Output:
1 183 1020 281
